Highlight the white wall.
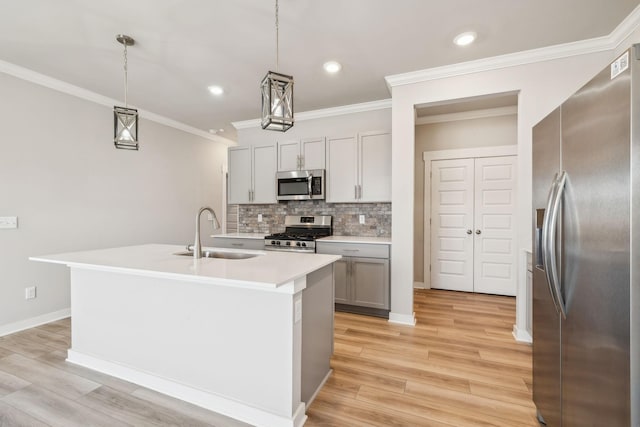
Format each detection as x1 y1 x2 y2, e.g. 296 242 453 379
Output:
235 108 391 146
0 72 227 333
414 114 517 283
391 49 622 326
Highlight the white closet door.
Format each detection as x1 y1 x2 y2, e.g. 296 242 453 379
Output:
473 156 517 296
430 158 475 292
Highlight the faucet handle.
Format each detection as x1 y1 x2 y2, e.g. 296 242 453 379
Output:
186 244 195 252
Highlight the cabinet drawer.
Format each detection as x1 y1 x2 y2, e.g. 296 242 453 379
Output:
213 237 265 250
316 242 389 259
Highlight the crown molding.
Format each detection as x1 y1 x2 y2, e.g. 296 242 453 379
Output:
0 60 235 147
232 98 392 130
385 5 640 88
416 105 517 125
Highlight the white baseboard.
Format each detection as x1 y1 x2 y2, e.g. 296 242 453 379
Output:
413 281 426 289
305 369 332 409
388 312 416 326
67 350 306 427
512 325 533 344
0 308 71 337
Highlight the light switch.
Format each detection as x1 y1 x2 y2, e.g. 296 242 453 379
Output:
258 214 263 222
359 215 365 225
0 217 17 229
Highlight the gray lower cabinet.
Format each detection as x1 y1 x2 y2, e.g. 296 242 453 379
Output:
316 241 390 317
212 236 265 250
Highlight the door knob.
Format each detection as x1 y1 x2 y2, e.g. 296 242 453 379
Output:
466 229 472 235
476 229 482 235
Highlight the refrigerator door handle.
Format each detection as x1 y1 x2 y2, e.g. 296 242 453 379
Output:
541 174 561 314
547 171 568 319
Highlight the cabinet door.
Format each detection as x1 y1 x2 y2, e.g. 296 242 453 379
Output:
333 259 350 304
213 237 265 250
300 137 325 170
277 140 300 171
252 144 277 204
351 257 389 309
326 135 358 203
359 131 391 202
228 146 251 204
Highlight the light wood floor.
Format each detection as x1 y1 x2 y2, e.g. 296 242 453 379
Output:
0 289 537 426
306 289 537 426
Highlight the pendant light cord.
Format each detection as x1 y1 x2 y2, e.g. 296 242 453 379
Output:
123 43 128 107
275 0 279 71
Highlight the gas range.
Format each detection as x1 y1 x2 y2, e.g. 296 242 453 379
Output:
264 215 332 253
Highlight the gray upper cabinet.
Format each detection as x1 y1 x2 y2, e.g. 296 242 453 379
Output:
277 137 325 171
326 131 391 203
228 144 277 204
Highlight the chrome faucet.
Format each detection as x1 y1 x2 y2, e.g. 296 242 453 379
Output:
193 207 220 259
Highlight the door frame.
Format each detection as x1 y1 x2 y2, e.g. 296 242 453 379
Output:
423 145 518 289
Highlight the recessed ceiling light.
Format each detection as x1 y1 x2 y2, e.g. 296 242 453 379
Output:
218 128 225 133
323 61 342 73
453 32 477 46
208 85 224 96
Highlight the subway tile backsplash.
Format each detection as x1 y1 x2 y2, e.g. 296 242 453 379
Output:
238 201 391 237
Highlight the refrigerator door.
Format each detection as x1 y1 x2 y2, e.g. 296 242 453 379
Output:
560 53 631 426
532 107 562 426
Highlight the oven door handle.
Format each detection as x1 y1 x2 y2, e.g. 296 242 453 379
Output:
308 174 313 198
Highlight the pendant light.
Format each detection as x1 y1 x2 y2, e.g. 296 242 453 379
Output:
260 0 294 132
114 34 139 150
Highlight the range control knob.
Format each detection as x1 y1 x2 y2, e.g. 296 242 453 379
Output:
296 242 301 246
271 240 276 245
286 241 291 246
276 241 281 246
301 242 307 247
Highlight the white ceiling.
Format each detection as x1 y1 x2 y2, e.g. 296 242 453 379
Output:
1 0 638 141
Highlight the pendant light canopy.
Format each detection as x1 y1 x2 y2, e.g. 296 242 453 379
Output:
261 0 294 132
114 34 139 150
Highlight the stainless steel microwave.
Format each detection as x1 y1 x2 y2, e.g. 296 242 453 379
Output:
276 169 325 201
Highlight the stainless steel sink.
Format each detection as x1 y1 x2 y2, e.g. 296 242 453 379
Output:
174 250 258 260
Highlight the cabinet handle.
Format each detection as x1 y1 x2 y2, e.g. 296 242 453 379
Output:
343 249 360 252
299 154 304 169
466 229 472 235
358 185 362 200
476 229 481 235
354 185 358 200
248 189 251 202
231 243 243 247
296 155 300 169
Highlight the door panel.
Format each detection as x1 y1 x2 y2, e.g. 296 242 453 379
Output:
277 140 300 171
473 156 517 295
430 159 474 292
326 135 358 202
333 259 349 304
351 258 389 309
359 131 391 202
300 137 325 170
252 144 277 204
227 146 251 204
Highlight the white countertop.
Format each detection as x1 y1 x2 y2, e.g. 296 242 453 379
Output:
213 232 267 239
318 235 391 245
30 244 340 291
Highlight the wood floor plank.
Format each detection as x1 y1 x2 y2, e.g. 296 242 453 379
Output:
0 368 31 398
36 351 139 395
0 335 59 359
1 385 131 427
0 400 51 427
0 353 100 400
76 386 222 427
130 387 252 427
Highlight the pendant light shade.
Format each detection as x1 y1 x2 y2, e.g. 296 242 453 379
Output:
261 71 294 131
261 0 294 132
114 34 139 150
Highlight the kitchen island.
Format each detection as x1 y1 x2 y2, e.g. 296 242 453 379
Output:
30 244 340 427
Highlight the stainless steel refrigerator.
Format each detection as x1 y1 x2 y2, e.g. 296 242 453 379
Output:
532 46 639 426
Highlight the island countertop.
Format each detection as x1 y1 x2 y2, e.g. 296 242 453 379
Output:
30 244 340 291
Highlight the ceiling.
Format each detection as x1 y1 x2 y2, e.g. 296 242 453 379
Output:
1 1 638 141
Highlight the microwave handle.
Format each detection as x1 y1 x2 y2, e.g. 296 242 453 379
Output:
307 174 313 197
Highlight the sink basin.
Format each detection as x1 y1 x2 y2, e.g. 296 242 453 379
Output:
174 250 258 260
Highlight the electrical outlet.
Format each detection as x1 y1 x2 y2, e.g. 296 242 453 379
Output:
0 216 18 229
258 214 263 222
359 215 365 224
25 286 36 300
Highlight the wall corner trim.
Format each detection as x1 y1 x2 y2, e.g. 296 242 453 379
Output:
0 308 71 338
512 325 533 344
232 99 392 130
384 4 640 88
0 60 236 147
388 312 416 326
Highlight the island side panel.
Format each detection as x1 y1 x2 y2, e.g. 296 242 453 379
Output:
68 268 302 423
301 263 334 405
